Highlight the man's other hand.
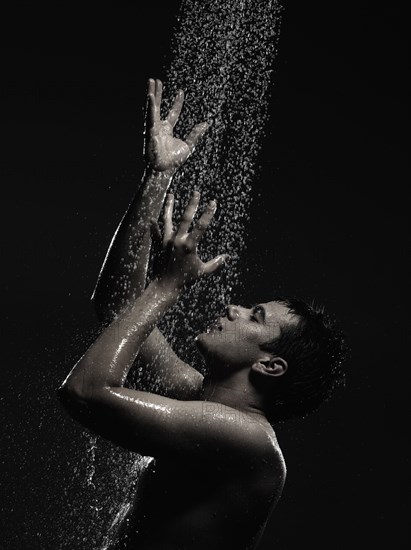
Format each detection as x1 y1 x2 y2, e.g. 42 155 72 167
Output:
151 191 229 288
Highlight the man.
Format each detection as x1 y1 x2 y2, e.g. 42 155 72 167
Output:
58 79 346 550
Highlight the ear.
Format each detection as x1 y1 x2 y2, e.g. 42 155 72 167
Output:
251 356 288 378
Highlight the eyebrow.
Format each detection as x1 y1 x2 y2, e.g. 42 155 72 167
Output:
252 304 266 322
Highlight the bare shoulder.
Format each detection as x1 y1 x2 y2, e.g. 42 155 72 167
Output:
207 405 286 474
255 421 286 482
240 418 287 510
245 415 286 473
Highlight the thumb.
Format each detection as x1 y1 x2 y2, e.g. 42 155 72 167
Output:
185 121 210 153
202 254 230 276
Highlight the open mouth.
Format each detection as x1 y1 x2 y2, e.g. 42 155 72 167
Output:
205 319 223 333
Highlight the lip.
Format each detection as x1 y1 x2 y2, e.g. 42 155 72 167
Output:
205 317 224 333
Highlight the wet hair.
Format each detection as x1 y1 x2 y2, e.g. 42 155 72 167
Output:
257 296 349 423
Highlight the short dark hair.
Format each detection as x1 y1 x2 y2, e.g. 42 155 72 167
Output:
258 296 349 423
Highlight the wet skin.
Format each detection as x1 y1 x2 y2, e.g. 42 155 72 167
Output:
59 79 290 550
196 301 298 373
120 440 285 550
60 298 292 549
114 301 295 549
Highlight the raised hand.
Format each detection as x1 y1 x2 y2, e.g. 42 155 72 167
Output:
145 78 209 172
153 191 229 288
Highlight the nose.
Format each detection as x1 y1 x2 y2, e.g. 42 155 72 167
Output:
226 304 240 321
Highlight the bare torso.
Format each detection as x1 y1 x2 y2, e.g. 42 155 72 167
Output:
116 431 286 550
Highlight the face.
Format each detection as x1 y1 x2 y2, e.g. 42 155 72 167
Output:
195 301 298 370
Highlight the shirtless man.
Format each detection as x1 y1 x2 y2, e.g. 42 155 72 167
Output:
58 79 346 550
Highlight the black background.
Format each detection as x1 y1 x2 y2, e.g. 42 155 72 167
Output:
0 2 408 549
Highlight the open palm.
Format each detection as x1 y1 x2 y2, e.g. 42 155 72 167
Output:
146 79 208 172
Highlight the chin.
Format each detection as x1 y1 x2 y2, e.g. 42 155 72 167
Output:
194 332 208 355
195 331 223 362
194 332 239 372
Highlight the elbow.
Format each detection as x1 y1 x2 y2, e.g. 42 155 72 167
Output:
56 381 96 427
57 382 92 422
57 370 108 407
56 382 75 412
57 378 89 408
56 381 75 407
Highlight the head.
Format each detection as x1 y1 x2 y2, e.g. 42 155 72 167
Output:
196 296 348 423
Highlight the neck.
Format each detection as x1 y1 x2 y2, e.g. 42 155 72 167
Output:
200 366 268 423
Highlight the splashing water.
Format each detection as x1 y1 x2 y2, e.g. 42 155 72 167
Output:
159 0 283 365
62 2 283 549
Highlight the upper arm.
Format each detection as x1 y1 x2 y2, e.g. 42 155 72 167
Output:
63 386 273 467
92 299 203 399
134 328 204 400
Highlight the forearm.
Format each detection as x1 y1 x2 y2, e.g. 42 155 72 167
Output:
60 188 225 413
88 165 200 397
91 167 175 322
61 278 182 396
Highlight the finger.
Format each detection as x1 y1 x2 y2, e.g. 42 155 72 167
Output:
184 122 209 153
202 254 230 276
155 79 163 117
147 78 157 126
176 190 201 237
190 200 217 243
166 89 184 128
163 193 175 244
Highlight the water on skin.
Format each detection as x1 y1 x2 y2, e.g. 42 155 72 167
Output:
59 1 283 548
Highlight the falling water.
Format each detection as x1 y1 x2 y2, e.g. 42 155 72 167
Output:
159 0 283 364
57 2 283 549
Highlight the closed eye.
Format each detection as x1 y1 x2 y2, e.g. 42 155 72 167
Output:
251 304 266 323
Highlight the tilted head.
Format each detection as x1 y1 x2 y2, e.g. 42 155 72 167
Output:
196 297 348 422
